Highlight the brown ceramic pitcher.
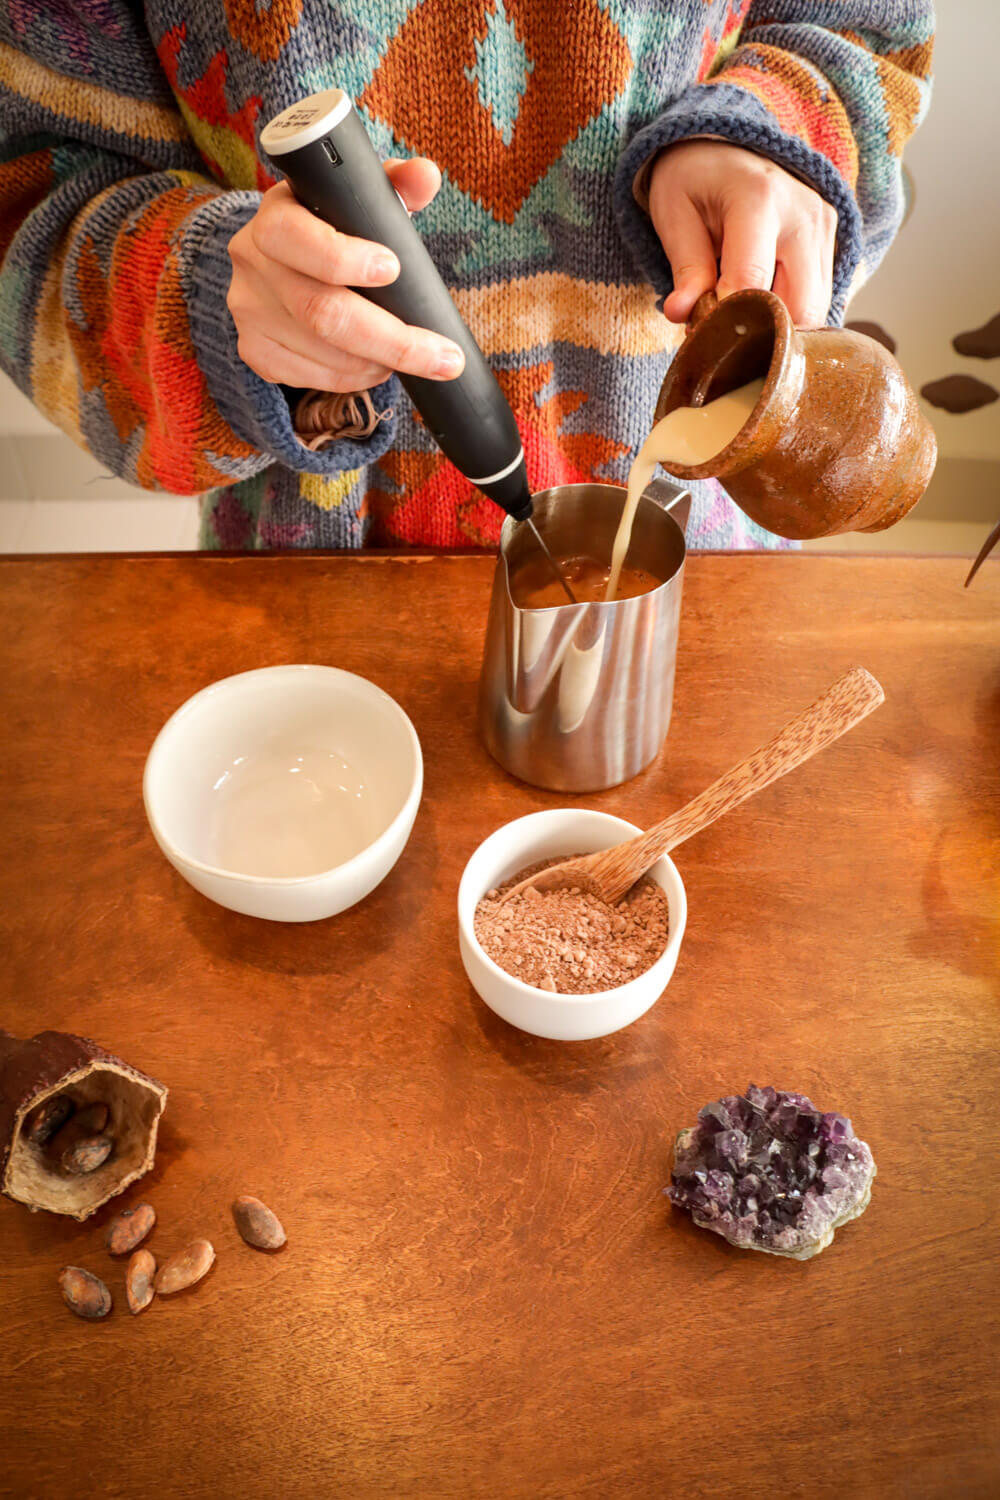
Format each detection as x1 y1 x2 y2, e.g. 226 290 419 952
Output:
654 289 937 538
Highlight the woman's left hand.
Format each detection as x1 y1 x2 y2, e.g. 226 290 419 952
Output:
648 140 838 329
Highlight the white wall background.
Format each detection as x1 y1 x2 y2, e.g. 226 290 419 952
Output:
846 0 1000 469
0 0 995 548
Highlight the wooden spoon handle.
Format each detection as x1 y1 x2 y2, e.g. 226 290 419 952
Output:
602 667 884 894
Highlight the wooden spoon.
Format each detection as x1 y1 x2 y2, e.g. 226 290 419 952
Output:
501 667 884 907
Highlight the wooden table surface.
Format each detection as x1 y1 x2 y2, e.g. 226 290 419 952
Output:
1 552 998 1500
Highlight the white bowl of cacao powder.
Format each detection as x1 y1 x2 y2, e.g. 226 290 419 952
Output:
458 809 687 1041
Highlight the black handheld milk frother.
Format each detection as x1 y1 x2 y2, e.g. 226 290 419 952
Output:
259 88 575 599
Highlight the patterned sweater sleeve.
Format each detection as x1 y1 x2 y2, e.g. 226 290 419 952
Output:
614 1 935 324
0 6 396 494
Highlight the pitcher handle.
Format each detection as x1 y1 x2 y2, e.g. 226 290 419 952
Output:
643 477 691 538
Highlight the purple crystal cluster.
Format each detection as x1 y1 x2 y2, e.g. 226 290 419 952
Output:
667 1085 875 1260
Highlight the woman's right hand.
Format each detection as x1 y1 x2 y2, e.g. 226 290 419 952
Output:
227 157 465 392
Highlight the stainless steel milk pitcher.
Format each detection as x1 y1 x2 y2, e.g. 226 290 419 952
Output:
478 481 690 792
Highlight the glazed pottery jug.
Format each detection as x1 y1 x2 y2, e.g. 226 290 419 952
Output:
654 290 937 538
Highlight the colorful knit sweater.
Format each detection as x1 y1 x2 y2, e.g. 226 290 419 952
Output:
0 1 933 551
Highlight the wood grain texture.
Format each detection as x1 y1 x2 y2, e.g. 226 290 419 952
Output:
512 666 886 903
0 553 998 1500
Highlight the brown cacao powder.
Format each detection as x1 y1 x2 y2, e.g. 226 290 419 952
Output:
474 859 669 994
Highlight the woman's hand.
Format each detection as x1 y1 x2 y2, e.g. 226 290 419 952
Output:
227 158 465 391
648 140 838 328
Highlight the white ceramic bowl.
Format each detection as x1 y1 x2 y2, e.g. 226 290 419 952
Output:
144 665 422 921
458 809 687 1041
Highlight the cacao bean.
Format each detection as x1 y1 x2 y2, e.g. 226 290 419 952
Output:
126 1250 157 1314
61 1134 113 1175
106 1201 156 1256
231 1195 286 1252
24 1094 75 1146
154 1239 215 1295
75 1101 109 1133
58 1266 112 1320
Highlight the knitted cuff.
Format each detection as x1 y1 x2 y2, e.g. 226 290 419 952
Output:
181 192 399 473
614 83 864 326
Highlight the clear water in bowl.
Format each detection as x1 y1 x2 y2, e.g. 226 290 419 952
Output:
207 746 380 877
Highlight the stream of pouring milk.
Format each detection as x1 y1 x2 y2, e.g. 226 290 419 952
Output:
605 378 765 600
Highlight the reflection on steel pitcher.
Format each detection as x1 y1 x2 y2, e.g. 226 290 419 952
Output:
478 481 690 793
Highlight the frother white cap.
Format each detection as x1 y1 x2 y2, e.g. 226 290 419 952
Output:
260 88 353 156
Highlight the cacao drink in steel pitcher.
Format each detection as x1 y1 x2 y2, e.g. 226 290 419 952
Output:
478 481 690 794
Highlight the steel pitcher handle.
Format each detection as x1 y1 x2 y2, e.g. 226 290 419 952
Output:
643 477 691 539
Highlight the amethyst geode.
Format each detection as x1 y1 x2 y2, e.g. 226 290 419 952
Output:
667 1085 875 1260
